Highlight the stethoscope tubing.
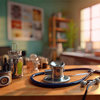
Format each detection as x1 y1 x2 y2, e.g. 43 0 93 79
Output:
30 68 99 88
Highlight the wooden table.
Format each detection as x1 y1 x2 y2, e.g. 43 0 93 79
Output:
0 65 100 100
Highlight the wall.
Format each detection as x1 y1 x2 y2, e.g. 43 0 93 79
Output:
0 0 68 57
67 0 100 49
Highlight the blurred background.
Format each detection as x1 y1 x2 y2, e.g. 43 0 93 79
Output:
0 0 100 65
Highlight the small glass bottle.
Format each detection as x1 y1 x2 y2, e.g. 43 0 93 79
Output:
34 59 39 72
29 54 37 72
37 56 41 69
42 58 48 69
26 58 31 74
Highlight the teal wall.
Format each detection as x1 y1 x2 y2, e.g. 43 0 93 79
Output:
0 0 68 57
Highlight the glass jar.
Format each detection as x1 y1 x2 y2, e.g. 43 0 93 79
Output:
8 43 23 79
37 56 42 69
41 57 48 69
25 54 39 73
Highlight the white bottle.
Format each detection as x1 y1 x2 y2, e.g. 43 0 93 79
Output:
57 43 63 56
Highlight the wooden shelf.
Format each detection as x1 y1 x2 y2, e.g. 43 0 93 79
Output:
50 17 70 22
56 28 66 32
56 18 70 22
50 28 66 32
49 38 67 43
56 39 67 42
48 17 70 61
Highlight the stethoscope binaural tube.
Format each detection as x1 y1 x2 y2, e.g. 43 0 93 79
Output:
30 68 96 88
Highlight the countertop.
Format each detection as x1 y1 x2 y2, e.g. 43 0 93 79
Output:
61 52 100 62
0 65 100 100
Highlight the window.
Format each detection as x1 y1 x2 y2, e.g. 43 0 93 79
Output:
80 3 100 49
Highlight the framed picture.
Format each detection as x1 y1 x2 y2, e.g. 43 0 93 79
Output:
7 1 44 41
85 42 93 53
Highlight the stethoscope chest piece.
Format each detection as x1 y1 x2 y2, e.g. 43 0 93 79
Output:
43 61 70 83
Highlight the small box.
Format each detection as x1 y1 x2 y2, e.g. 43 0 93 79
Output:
94 51 100 57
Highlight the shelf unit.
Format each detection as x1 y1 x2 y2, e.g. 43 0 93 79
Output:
48 17 70 60
49 38 67 43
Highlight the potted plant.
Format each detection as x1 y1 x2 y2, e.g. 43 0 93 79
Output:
63 19 78 51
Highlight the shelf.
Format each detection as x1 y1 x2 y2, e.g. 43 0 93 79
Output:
56 39 67 42
56 28 66 32
49 38 67 43
56 18 70 22
50 28 66 32
48 17 70 61
50 17 70 22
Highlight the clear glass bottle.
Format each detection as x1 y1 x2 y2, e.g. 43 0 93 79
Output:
42 58 48 69
8 43 23 79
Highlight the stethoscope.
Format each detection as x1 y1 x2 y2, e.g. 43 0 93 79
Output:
30 61 100 100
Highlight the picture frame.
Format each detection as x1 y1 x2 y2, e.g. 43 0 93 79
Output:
7 1 44 41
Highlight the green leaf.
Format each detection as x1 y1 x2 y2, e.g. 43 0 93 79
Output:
64 19 79 48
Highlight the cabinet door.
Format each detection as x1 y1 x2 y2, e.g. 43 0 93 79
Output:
74 58 90 65
89 61 100 65
60 56 75 65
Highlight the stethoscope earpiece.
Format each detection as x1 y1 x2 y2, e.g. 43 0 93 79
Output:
81 77 100 100
80 77 100 87
95 78 100 85
80 80 87 87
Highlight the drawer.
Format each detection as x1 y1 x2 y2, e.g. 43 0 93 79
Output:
60 56 75 65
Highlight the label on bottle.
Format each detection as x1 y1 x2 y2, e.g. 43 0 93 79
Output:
17 62 23 75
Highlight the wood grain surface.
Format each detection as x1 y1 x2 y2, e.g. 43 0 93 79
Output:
0 65 100 100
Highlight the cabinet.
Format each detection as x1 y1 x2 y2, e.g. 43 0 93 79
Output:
60 56 75 65
60 52 100 65
48 17 70 60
